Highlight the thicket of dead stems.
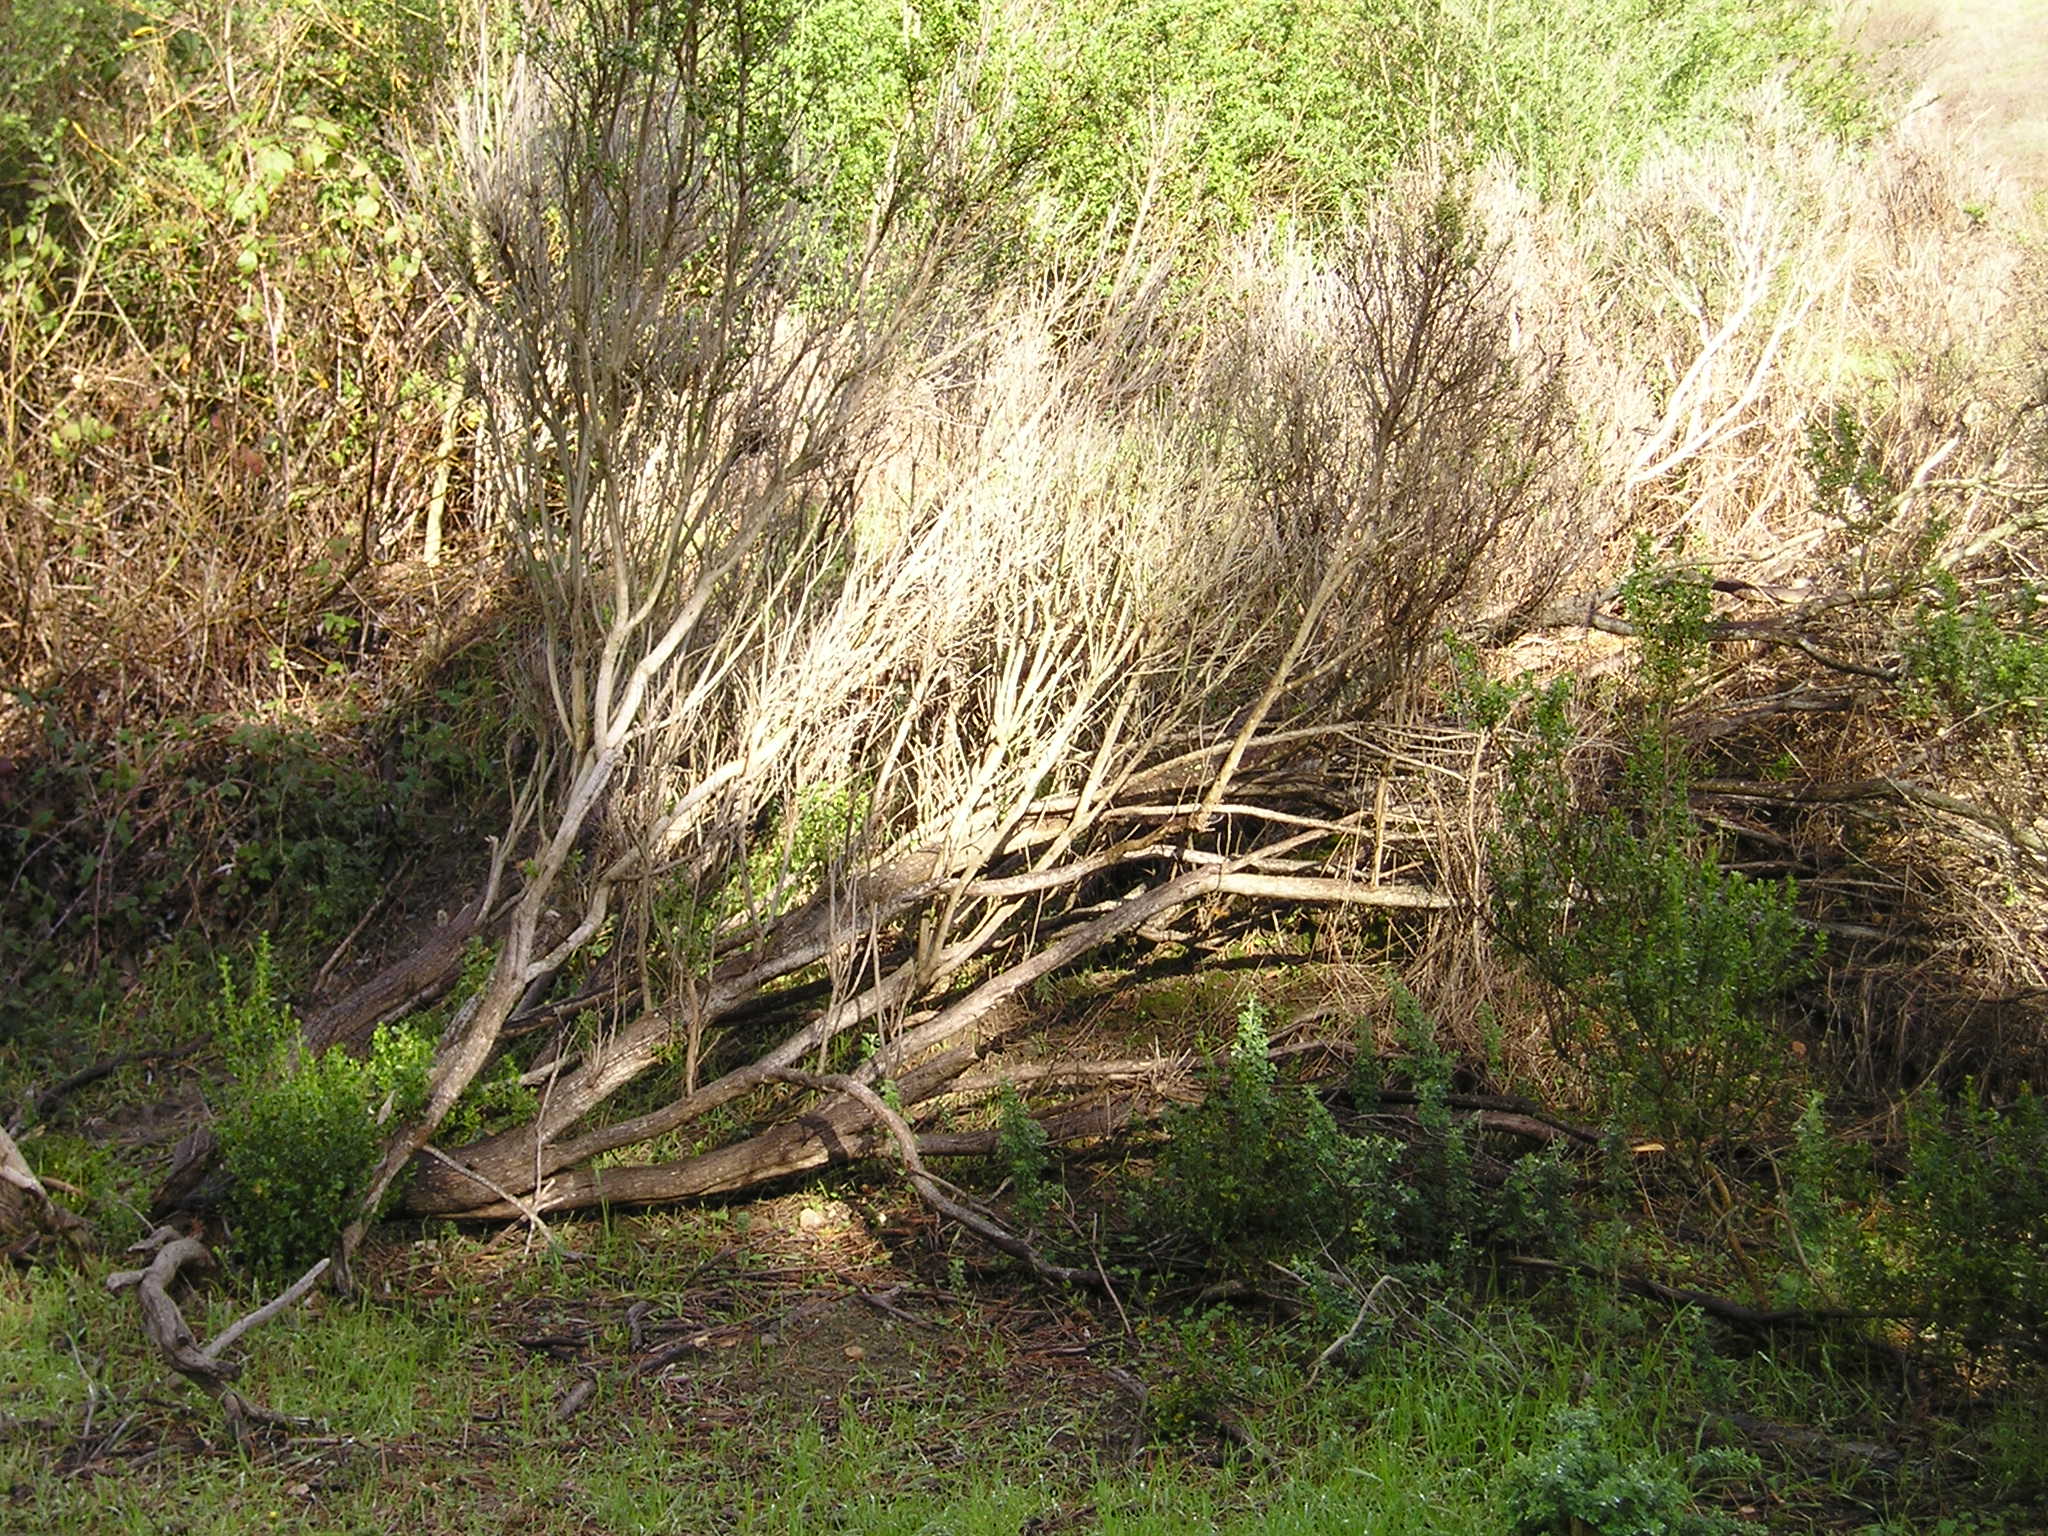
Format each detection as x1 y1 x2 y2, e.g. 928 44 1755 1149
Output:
319 16 2048 1258
1545 96 2048 1086
17 0 2039 1267
337 4 1575 1246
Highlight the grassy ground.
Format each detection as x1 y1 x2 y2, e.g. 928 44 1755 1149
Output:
3 946 2043 1535
3 1159 2039 1536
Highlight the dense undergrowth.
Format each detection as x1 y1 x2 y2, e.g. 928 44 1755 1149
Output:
4 0 2047 1531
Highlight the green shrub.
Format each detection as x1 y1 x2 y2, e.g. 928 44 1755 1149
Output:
963 0 1863 240
1485 550 1819 1163
0 662 516 1043
649 780 869 987
221 1038 397 1279
212 938 413 1276
1804 402 1896 532
1496 803 1815 1158
1503 1407 1763 1536
0 0 134 210
1776 1091 1865 1310
1146 1304 1274 1443
1136 999 1393 1260
1904 575 2048 741
994 1082 1053 1228
1385 985 1479 1267
1888 1087 2048 1363
775 0 972 235
210 936 532 1277
608 0 1872 268
1135 991 1578 1275
1374 985 1578 1274
1778 1085 2048 1366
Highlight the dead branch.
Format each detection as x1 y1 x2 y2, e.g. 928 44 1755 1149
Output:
765 1069 1105 1290
107 1231 324 1443
203 1258 330 1362
0 1123 90 1255
149 1126 218 1218
1309 1272 1398 1380
436 1034 996 1218
1521 593 1901 682
406 852 1237 1214
914 1094 1166 1159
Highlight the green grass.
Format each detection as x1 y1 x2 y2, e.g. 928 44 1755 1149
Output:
6 1200 2025 1536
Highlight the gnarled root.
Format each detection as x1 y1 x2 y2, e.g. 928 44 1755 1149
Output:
107 1228 327 1445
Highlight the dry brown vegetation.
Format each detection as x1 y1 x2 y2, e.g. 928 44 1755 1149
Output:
2 0 2044 1370
11 7 2048 1533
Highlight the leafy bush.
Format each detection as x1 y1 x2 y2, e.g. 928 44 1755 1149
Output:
1485 551 1819 1162
1887 1087 2048 1363
1904 575 2048 740
212 936 529 1276
1804 402 1897 532
0 0 133 209
1776 1091 1865 1309
774 0 972 234
647 780 871 1001
2 0 494 1019
1503 1407 1762 1536
1384 985 1578 1268
966 0 1863 239
1777 1084 2048 1366
1137 999 1393 1260
994 1082 1053 1228
1135 991 1578 1275
618 0 1870 264
0 655 517 1044
213 938 424 1276
1145 1304 1274 1444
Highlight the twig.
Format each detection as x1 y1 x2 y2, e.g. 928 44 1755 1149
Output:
1309 1273 1397 1380
554 1374 597 1422
527 1042 568 1256
203 1258 328 1362
0 1123 89 1250
1693 776 2048 866
417 1143 558 1247
1093 1227 1134 1341
859 1286 933 1329
1099 1364 1150 1462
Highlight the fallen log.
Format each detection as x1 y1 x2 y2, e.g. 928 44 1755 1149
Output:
302 895 489 1053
